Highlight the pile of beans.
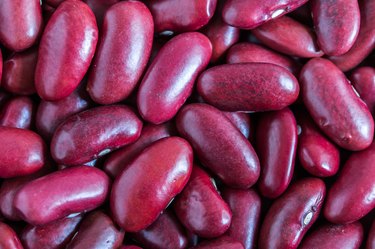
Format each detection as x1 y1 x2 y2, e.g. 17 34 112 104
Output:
0 0 374 248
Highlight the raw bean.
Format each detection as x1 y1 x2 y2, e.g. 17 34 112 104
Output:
84 0 119 27
45 0 66 8
191 236 244 249
0 222 23 249
223 112 251 139
350 67 375 115
367 220 375 249
0 96 35 129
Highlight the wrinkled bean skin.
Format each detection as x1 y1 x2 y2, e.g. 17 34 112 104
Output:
367 220 375 249
66 211 125 249
252 16 323 58
14 166 110 226
324 142 375 224
256 108 297 198
0 96 35 129
223 112 251 139
132 210 187 249
87 1 153 105
311 0 360 56
222 0 308 29
222 188 261 249
111 137 193 232
137 32 212 124
328 0 375 72
0 0 42 51
0 222 23 249
350 67 375 115
299 222 363 249
191 236 244 249
300 58 374 151
2 48 37 95
0 127 45 178
21 214 83 249
259 178 326 249
174 166 232 238
85 0 119 26
35 0 98 101
143 0 217 33
197 63 299 112
51 105 142 166
177 103 260 188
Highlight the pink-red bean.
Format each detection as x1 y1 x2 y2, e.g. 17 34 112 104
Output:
222 112 251 139
367 220 375 249
350 67 375 115
84 0 119 26
0 96 35 129
191 236 244 249
0 222 23 249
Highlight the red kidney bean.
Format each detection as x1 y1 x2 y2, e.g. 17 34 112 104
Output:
222 0 308 29
223 112 251 139
143 0 217 33
311 0 360 56
0 96 35 129
222 188 261 249
367 220 375 249
324 142 375 224
137 32 212 124
45 0 66 8
35 0 98 101
177 103 260 188
174 166 232 238
2 48 37 95
21 214 83 249
51 105 142 166
0 0 43 51
252 16 323 58
84 0 119 27
197 63 299 112
191 236 244 249
259 178 326 249
66 211 125 249
104 123 174 178
14 166 110 226
0 127 46 178
0 222 23 249
300 58 374 151
87 1 153 105
328 0 375 72
111 137 193 232
350 67 375 115
299 222 363 249
132 210 187 249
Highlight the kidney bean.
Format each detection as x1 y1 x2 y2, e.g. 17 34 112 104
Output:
0 0 42 51
367 220 375 249
66 211 125 249
0 127 45 178
45 0 66 8
350 67 375 115
87 1 153 105
132 210 187 249
299 222 363 249
300 58 374 151
0 222 23 249
197 63 299 112
223 112 251 139
51 105 142 166
111 137 193 232
191 236 244 249
21 214 83 249
35 0 98 101
288 2 312 26
259 178 325 249
137 32 212 124
222 188 261 249
2 48 37 95
84 0 119 27
222 0 308 29
324 142 375 224
328 0 375 72
0 96 35 129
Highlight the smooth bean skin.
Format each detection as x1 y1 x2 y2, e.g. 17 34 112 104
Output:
143 0 217 33
51 105 142 166
177 103 260 188
0 127 45 178
222 188 261 249
252 16 323 58
87 1 153 105
2 48 37 95
311 0 360 56
259 178 326 249
0 0 42 51
111 137 193 232
137 32 212 124
300 58 374 151
350 67 375 115
191 236 244 249
21 214 83 249
14 166 110 226
132 210 187 249
104 123 174 178
367 220 375 249
324 142 375 224
0 96 35 129
174 166 232 238
0 222 23 249
222 0 308 29
223 112 251 139
328 0 375 72
84 0 119 26
35 0 98 101
197 63 299 112
66 211 125 249
299 222 363 249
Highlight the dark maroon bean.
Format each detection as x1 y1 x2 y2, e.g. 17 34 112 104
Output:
191 236 244 249
350 67 375 115
121 246 142 249
223 112 251 139
45 0 66 8
0 222 23 249
0 96 35 129
367 220 375 249
84 0 119 26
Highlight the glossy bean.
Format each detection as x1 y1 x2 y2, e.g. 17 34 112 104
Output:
0 222 23 249
223 112 251 139
367 220 375 249
84 0 119 26
0 96 35 129
350 67 375 115
191 236 244 249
